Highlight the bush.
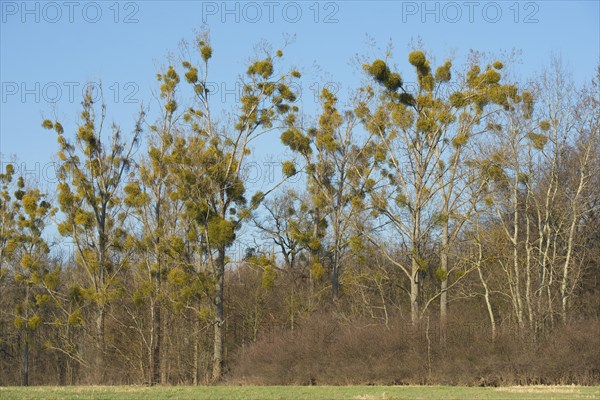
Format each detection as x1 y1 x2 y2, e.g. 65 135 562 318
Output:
230 316 600 386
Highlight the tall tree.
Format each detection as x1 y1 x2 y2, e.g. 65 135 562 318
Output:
362 51 522 325
0 164 19 284
167 35 301 381
43 90 144 380
281 88 378 300
124 64 185 385
11 178 55 385
473 60 599 331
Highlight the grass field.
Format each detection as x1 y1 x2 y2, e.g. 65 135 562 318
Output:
0 385 598 400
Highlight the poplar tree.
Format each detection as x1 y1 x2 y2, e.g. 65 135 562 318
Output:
11 178 55 385
123 65 184 385
281 88 379 300
166 35 301 381
362 50 522 326
43 90 144 380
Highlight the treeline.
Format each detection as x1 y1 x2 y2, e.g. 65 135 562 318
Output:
0 34 599 386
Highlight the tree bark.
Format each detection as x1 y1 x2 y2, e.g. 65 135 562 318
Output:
331 222 340 300
150 295 161 385
96 305 106 382
439 223 449 343
410 257 420 326
212 246 226 381
23 331 29 386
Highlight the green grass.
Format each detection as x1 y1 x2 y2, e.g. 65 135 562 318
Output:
0 385 598 400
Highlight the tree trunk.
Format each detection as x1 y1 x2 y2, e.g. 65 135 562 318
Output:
331 210 342 300
212 246 225 381
477 263 496 341
511 181 524 331
439 223 449 343
23 331 29 386
411 205 422 326
331 238 340 300
97 220 107 383
23 284 30 386
410 257 420 325
561 164 587 323
331 264 339 299
96 305 106 382
150 295 161 385
193 315 200 385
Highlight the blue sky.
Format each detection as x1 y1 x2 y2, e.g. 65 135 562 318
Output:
1 0 599 193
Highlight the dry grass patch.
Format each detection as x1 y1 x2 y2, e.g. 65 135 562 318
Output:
496 385 585 393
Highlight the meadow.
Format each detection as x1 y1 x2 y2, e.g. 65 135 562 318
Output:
0 385 598 400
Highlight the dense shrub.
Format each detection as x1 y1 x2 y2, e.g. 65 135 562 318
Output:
230 317 600 386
